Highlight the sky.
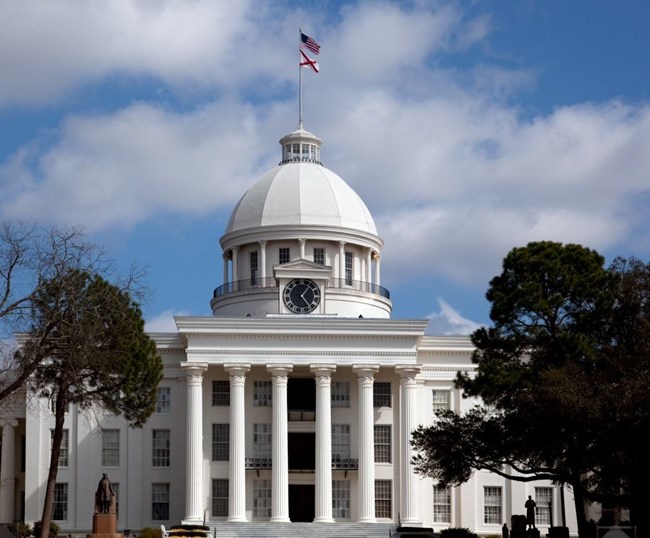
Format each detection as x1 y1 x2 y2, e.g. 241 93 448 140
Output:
1 0 649 335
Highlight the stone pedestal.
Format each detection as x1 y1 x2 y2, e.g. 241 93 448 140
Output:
87 513 122 538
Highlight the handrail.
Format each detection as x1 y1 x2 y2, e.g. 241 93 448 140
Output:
213 277 390 300
245 457 359 470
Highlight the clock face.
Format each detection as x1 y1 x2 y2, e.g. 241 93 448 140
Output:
283 278 321 314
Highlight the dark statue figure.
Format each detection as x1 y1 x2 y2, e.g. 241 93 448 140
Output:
525 495 537 529
95 474 115 514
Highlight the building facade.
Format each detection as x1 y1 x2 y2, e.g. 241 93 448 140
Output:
0 126 578 534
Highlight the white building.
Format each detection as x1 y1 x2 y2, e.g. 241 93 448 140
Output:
0 126 577 536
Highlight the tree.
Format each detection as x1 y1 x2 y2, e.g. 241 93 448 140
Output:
21 268 163 538
411 241 626 538
0 222 102 403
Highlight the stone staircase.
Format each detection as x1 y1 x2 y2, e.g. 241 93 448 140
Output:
207 522 394 538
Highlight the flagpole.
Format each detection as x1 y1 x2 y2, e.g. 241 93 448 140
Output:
298 27 303 129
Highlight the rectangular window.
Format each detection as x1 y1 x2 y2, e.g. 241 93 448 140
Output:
51 429 69 467
332 480 351 519
373 382 391 408
345 251 353 285
331 381 350 407
279 247 290 265
102 429 120 467
332 424 351 459
375 480 392 518
432 390 451 412
152 429 170 467
212 380 230 406
254 479 272 518
152 483 170 521
374 425 391 463
212 479 228 517
314 248 325 265
156 387 171 413
53 483 68 520
212 424 229 461
253 424 272 459
250 251 258 286
253 381 272 407
484 486 502 525
433 485 451 523
535 487 553 526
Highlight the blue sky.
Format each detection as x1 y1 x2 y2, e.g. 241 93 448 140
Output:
1 0 649 335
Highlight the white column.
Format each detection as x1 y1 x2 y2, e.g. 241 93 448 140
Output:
225 363 250 522
374 254 381 287
0 419 17 523
232 246 239 285
339 241 346 282
353 365 379 523
311 365 336 523
181 362 208 524
267 364 293 522
366 249 373 285
299 238 306 259
259 241 267 283
396 365 422 525
223 253 229 286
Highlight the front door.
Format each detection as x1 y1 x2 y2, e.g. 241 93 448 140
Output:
289 484 315 522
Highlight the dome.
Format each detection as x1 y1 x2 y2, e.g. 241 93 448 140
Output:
225 128 377 235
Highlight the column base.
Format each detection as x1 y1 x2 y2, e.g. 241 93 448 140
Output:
313 517 335 523
226 516 248 522
270 517 291 523
400 518 422 526
181 517 204 525
358 517 377 523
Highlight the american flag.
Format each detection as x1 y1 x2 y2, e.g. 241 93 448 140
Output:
300 32 320 55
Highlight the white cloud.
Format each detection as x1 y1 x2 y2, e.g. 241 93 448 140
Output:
145 309 188 333
425 298 481 335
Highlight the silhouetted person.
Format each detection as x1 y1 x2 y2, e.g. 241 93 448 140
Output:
525 495 537 529
502 523 510 538
95 473 114 514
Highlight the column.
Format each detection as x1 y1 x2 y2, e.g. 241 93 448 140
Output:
259 241 267 284
374 254 381 287
232 246 239 286
353 365 379 523
225 363 250 522
0 419 17 523
181 362 208 524
223 253 229 286
338 241 346 282
267 364 293 522
366 249 373 286
311 365 336 523
396 365 422 525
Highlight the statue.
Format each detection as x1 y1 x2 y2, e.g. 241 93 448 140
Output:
95 474 115 514
525 495 537 529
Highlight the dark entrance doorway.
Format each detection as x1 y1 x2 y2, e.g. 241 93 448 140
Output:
289 484 315 522
288 432 315 471
288 378 316 421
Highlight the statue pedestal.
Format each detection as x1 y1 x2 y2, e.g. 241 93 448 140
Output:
87 513 122 538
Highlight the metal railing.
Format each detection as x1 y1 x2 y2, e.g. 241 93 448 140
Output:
244 457 359 470
213 277 390 300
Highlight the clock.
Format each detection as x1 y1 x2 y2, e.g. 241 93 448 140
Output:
283 278 321 314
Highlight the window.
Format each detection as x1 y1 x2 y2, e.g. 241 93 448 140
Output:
432 390 451 412
212 380 230 406
331 381 350 407
314 248 325 265
332 424 351 459
484 487 502 524
375 480 392 518
374 425 391 463
152 483 170 521
332 480 350 519
250 251 258 285
253 381 272 407
279 247 290 265
253 424 272 459
212 479 228 517
212 424 229 461
152 429 170 467
373 382 391 408
53 483 68 520
433 485 451 523
254 479 272 518
156 387 171 413
535 487 553 526
51 429 69 467
345 251 353 285
102 429 120 467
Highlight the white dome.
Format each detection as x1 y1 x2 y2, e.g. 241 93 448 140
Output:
225 162 377 235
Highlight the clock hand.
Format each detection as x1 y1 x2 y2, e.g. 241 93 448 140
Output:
300 289 309 305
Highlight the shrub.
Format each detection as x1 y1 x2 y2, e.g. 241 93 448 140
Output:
8 523 33 538
440 528 478 538
138 528 162 538
32 521 59 538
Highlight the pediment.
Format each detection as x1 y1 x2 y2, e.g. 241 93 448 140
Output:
274 259 332 281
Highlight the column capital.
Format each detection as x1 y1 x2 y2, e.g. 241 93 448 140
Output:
395 364 421 384
298 238 306 245
310 364 336 379
225 363 251 378
258 240 267 246
0 418 18 428
181 362 208 383
267 364 293 377
353 364 380 380
338 240 346 247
